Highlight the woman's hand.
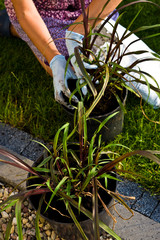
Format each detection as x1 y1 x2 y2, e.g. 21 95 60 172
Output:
50 55 78 109
65 30 97 95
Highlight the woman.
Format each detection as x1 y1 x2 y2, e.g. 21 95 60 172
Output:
0 0 121 108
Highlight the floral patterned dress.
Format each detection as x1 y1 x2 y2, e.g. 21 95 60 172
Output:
4 0 118 63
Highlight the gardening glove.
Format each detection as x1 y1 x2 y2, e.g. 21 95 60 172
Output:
102 18 160 109
65 30 97 95
50 55 78 109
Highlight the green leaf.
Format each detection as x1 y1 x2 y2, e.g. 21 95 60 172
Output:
96 112 119 134
32 140 52 156
15 200 23 240
4 213 14 240
78 196 82 215
45 177 68 212
97 150 160 177
0 199 18 212
92 177 100 239
36 155 52 168
113 93 126 114
74 47 97 98
63 123 69 165
86 64 109 117
32 167 50 173
35 196 44 240
88 138 94 165
133 24 160 35
67 203 88 240
81 166 97 192
53 122 70 158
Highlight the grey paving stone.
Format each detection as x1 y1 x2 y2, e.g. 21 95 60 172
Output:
0 145 33 190
150 202 160 223
4 129 33 154
0 123 45 161
0 123 17 145
132 191 159 217
117 178 144 207
21 139 46 161
114 204 160 240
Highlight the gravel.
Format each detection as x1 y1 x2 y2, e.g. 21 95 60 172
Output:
0 181 115 240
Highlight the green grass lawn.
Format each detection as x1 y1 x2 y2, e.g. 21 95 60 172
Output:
0 0 160 195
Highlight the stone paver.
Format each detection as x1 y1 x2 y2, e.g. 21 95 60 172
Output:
117 178 160 222
117 178 144 207
0 122 45 161
151 202 160 223
133 191 159 217
0 145 33 190
113 204 160 240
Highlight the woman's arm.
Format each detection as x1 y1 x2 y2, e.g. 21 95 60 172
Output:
68 0 123 34
11 0 60 63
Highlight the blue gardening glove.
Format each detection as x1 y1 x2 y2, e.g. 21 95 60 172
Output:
50 55 78 109
65 30 97 95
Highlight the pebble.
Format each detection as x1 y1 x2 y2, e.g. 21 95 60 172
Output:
1 211 9 219
5 206 12 214
1 224 7 232
26 223 32 228
26 229 36 236
28 216 33 222
39 215 45 223
51 231 56 239
45 230 51 236
22 218 28 225
44 223 51 230
0 182 115 240
23 201 29 206
3 189 9 198
12 217 17 225
10 225 15 234
39 223 43 228
23 207 29 213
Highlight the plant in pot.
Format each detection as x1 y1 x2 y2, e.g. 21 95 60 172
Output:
65 0 160 143
0 102 160 240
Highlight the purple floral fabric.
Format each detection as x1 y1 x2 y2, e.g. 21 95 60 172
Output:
4 0 118 63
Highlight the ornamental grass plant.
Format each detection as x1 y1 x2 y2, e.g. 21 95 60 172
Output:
0 101 160 240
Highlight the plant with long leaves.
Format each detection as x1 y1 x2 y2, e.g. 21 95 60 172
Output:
70 0 160 117
0 102 160 240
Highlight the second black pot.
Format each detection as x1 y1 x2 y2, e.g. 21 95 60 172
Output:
26 148 117 240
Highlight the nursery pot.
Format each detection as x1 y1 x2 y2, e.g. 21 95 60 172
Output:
87 89 128 143
63 84 128 144
26 146 117 240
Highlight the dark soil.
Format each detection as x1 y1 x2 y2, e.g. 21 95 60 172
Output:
67 79 126 116
86 87 126 116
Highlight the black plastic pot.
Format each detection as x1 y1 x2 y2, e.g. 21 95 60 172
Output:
26 146 117 240
63 82 128 143
87 89 128 143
